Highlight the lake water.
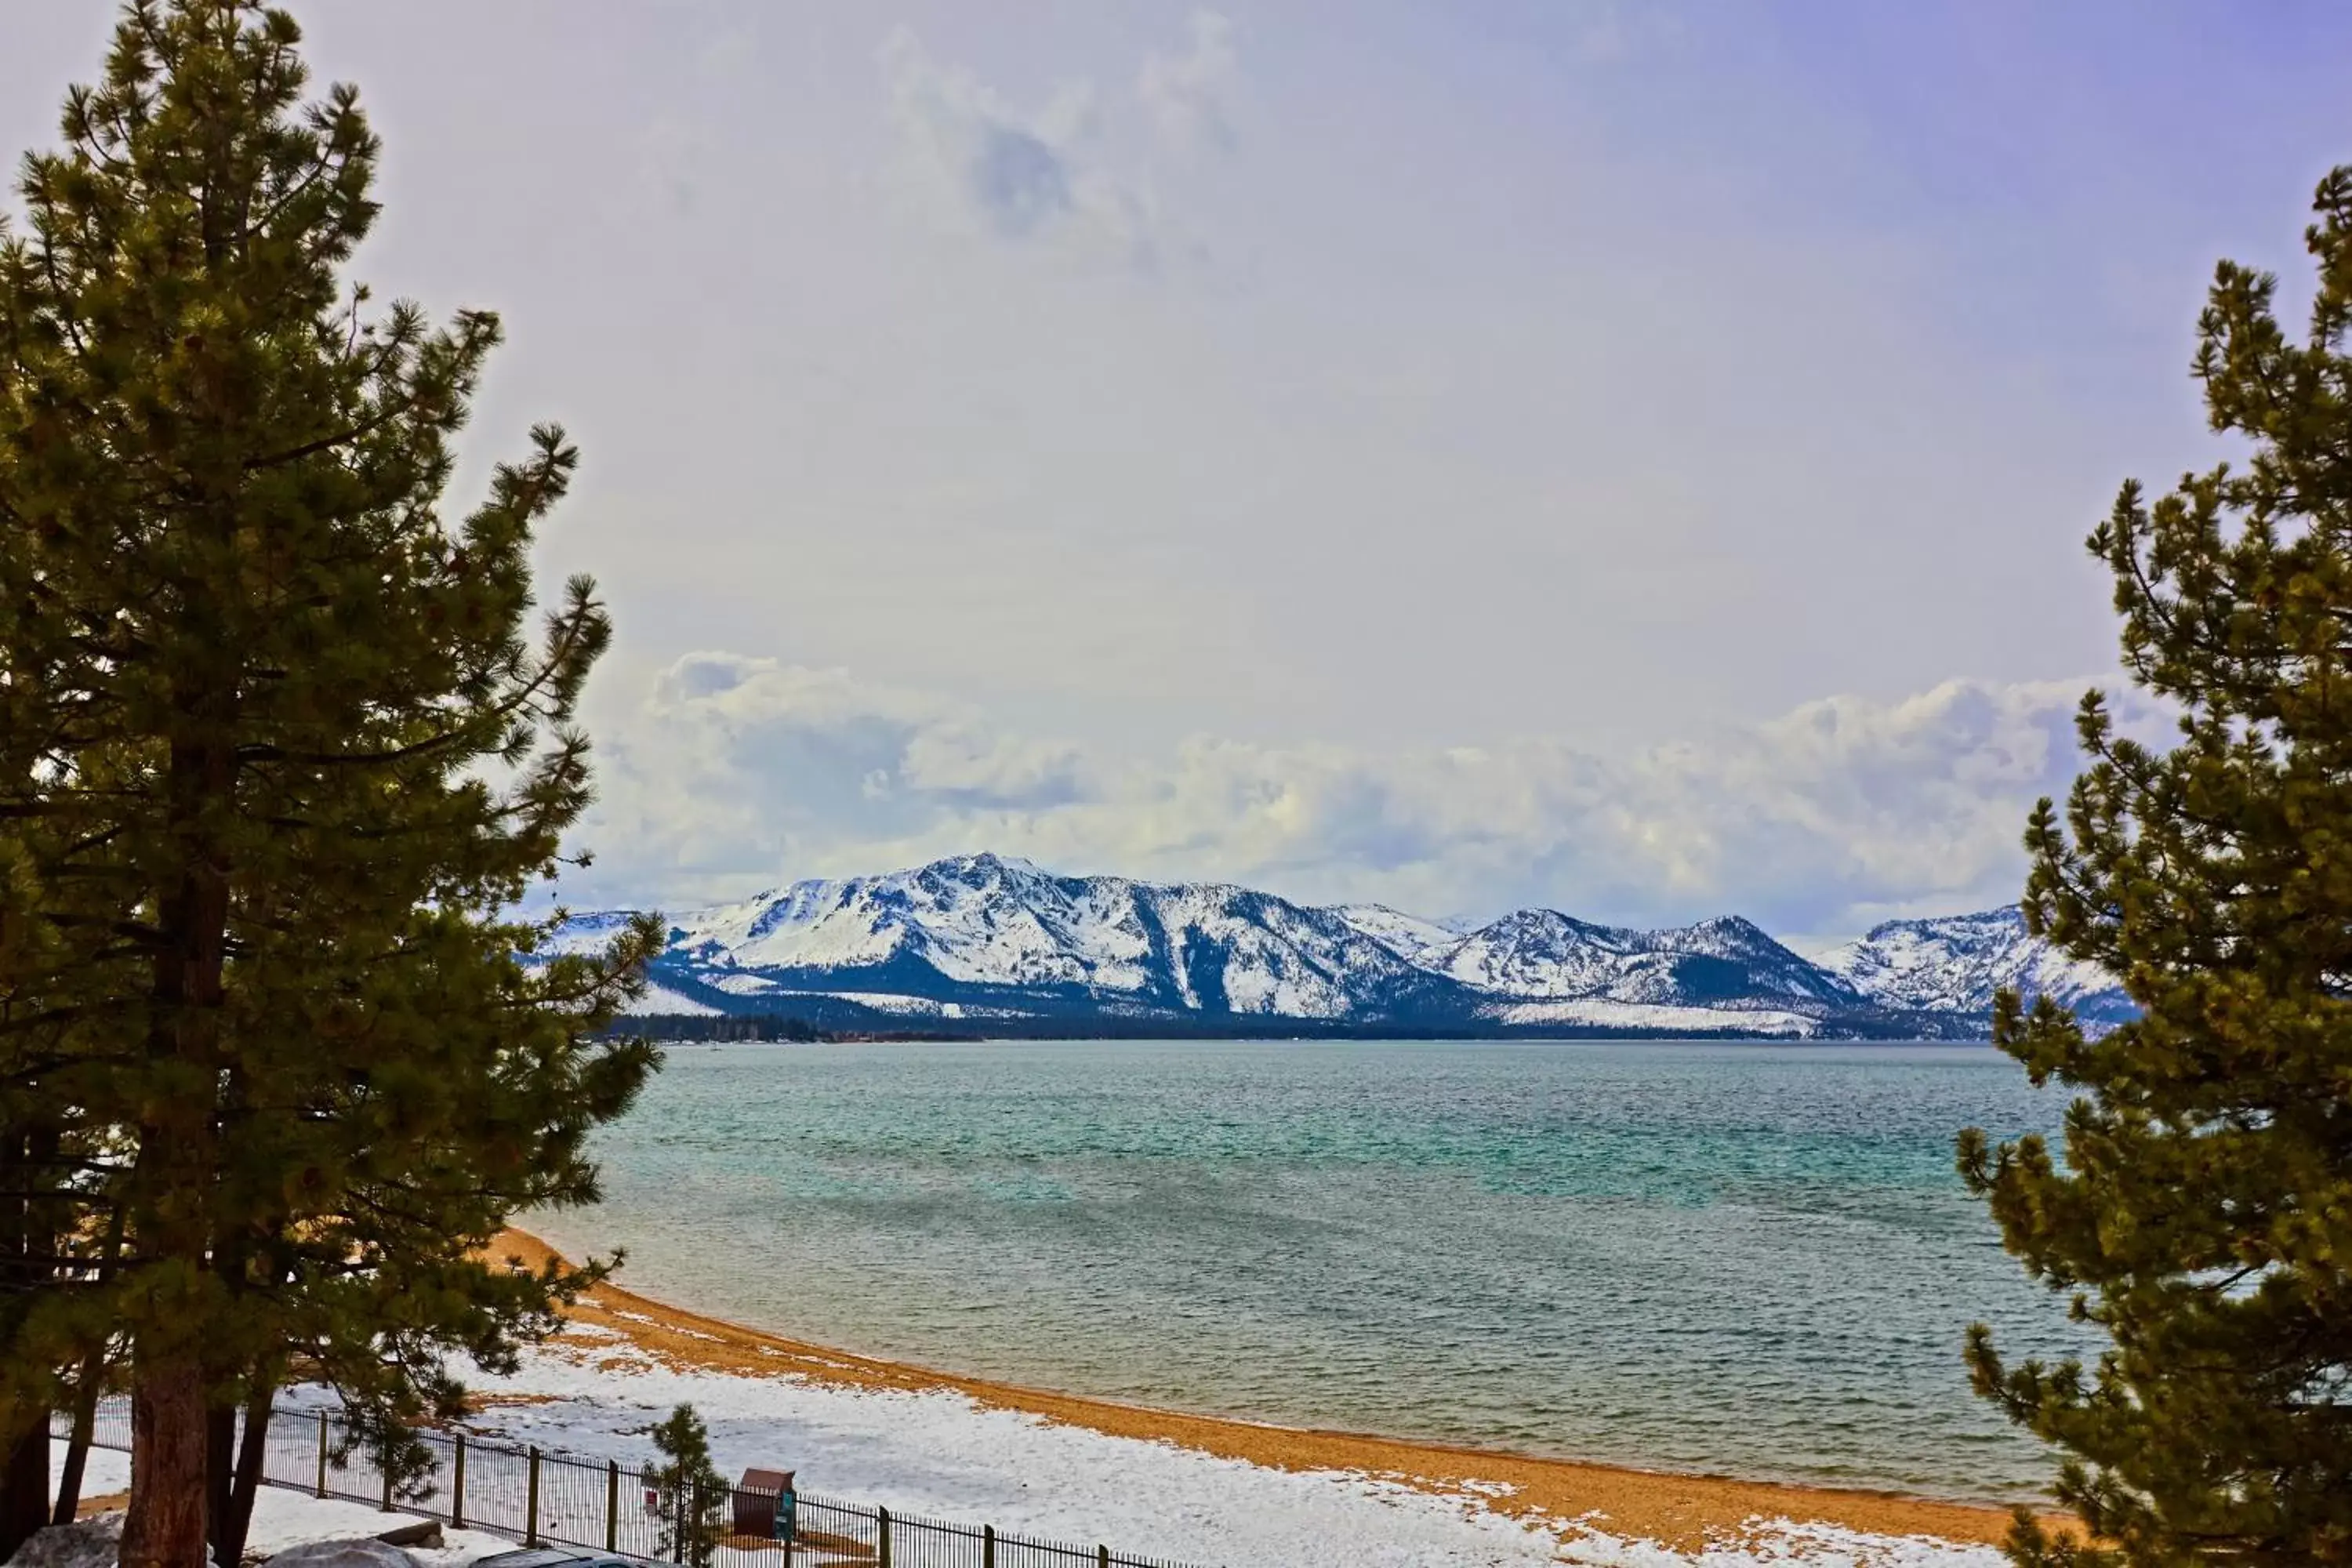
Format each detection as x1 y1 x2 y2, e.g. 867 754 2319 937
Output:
531 1039 2083 1504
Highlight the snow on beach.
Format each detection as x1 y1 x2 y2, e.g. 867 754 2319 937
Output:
35 1264 2015 1568
38 1362 2012 1568
456 1341 2010 1568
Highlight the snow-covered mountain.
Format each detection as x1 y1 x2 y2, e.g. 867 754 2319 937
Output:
564 855 1456 1025
552 854 2126 1038
1332 905 1467 967
1816 908 2133 1027
1431 910 1855 1007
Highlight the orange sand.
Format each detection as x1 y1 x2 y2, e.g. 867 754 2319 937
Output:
499 1229 2045 1555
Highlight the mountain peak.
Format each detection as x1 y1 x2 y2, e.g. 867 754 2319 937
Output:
546 865 2127 1038
1860 906 2024 942
1691 913 1769 938
913 851 1047 880
1818 907 2126 1025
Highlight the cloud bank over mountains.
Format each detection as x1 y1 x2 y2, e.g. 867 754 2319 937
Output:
575 652 2164 944
7 6 2303 953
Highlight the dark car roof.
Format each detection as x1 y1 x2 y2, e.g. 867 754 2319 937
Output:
471 1550 640 1568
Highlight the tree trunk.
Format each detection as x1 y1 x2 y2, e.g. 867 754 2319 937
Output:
0 1415 49 1560
202 1405 234 1566
0 1128 44 1559
121 1357 209 1568
204 1224 260 1565
124 731 234 1568
53 1203 126 1530
218 1387 273 1567
52 1359 103 1526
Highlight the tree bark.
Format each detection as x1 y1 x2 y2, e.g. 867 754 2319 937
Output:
53 1202 126 1530
51 1358 103 1526
202 1404 234 1566
0 1415 49 1560
0 1131 38 1559
121 1357 209 1568
0 1121 62 1557
219 1386 273 1566
204 1218 259 1565
123 728 235 1568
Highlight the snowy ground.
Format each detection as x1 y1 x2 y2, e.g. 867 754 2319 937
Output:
43 1450 515 1568
46 1350 2010 1568
444 1345 2011 1568
47 1446 130 1518
242 1497 514 1568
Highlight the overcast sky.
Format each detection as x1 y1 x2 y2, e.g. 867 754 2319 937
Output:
7 2 2346 941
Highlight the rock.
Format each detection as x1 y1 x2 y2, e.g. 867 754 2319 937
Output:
260 1540 419 1568
369 1524 440 1551
7 1517 124 1568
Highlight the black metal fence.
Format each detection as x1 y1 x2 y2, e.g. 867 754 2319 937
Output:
60 1399 1208 1568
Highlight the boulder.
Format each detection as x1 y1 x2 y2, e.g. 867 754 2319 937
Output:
368 1524 440 1552
7 1517 125 1568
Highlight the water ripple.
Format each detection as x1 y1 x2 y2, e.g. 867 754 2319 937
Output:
535 1040 2085 1504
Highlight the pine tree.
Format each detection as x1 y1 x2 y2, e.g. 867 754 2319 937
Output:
0 5 660 1566
0 864 111 1555
1958 166 2352 1566
648 1404 730 1568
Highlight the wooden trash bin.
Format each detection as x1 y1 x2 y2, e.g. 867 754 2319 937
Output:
732 1468 797 1542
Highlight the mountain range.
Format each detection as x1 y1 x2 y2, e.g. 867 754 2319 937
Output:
549 853 2132 1039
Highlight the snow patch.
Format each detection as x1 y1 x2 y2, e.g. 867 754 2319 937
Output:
1489 1000 1818 1036
705 974 779 996
455 1345 2001 1568
1558 1518 2008 1567
620 982 722 1017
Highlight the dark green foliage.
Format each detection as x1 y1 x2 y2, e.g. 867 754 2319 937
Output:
648 1404 730 1568
0 4 659 1565
1958 168 2352 1566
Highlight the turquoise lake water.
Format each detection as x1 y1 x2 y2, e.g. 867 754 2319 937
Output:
532 1040 2084 1504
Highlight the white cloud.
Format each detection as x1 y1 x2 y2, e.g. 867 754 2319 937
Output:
877 16 1238 270
571 655 2163 942
1138 11 1238 154
879 26 1156 266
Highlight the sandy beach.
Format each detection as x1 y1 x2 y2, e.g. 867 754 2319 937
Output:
495 1229 2039 1562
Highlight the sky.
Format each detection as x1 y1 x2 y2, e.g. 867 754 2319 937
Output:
6 2 2347 943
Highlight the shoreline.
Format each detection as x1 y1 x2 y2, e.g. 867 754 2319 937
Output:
498 1229 2042 1553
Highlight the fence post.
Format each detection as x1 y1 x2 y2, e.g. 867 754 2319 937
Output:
381 1456 394 1513
606 1460 619 1552
983 1523 996 1568
452 1436 466 1530
876 1504 891 1568
1098 1549 1110 1568
526 1446 542 1546
314 1410 328 1499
